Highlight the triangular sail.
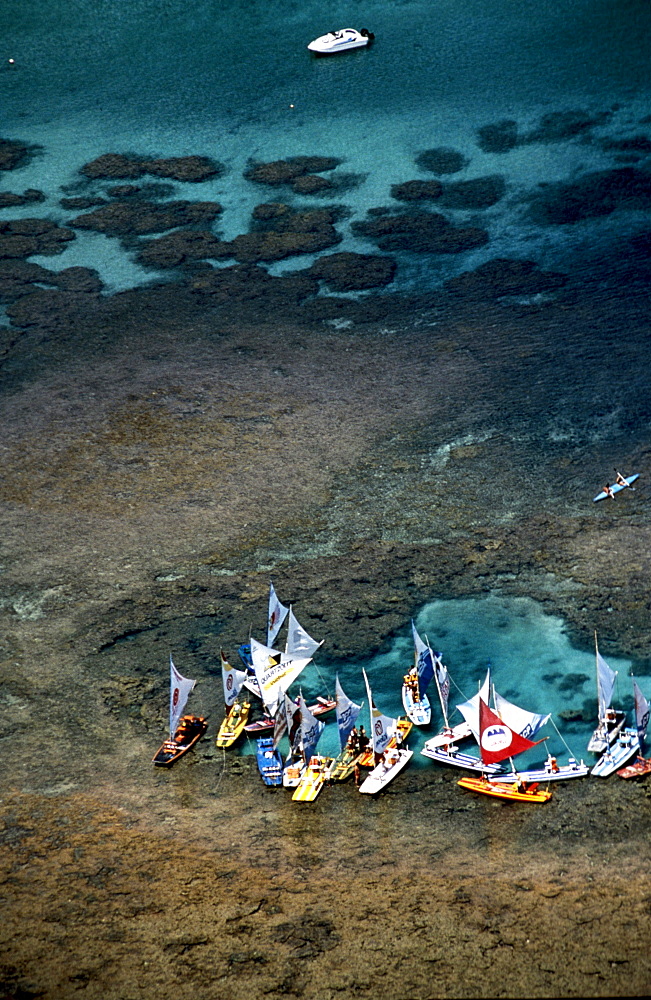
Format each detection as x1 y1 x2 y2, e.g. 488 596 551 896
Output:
286 607 323 659
335 675 362 750
633 679 650 746
169 655 196 735
272 697 288 750
250 636 311 716
493 690 550 740
363 668 396 756
411 621 435 698
220 650 247 707
286 694 302 755
267 582 289 647
595 638 617 722
479 698 543 765
456 668 491 743
299 695 324 760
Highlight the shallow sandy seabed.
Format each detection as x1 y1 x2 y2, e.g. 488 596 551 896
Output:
1 273 651 998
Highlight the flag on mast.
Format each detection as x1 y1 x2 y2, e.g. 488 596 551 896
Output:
220 650 247 708
298 695 324 760
169 655 196 736
285 607 322 659
363 668 396 756
633 679 650 746
411 621 435 697
335 675 362 750
267 582 289 647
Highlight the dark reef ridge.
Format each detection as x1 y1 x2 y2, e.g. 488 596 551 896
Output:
352 209 489 253
69 199 223 236
0 218 76 259
80 152 224 182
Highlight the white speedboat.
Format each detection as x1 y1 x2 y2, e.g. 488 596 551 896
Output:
307 28 374 55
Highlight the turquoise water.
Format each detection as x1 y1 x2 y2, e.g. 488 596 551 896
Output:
2 1 650 290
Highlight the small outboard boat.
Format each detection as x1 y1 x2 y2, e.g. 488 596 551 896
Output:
307 28 374 55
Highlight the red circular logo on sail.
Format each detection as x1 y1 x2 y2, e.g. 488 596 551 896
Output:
481 724 512 754
172 687 180 707
226 675 233 691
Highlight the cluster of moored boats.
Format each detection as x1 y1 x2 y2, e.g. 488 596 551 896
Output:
153 584 651 803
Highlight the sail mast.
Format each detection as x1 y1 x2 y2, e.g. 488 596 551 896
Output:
429 641 449 729
594 630 601 725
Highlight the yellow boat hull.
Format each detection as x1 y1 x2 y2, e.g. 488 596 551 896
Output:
215 701 251 748
292 756 331 802
327 748 362 782
458 776 552 803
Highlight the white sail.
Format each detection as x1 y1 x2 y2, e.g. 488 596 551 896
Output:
432 649 450 723
596 649 617 721
267 582 289 647
411 620 428 663
633 679 650 745
169 655 196 735
250 636 311 715
299 695 324 760
286 693 302 754
286 607 323 659
335 675 362 749
220 650 247 707
363 668 396 756
455 668 491 743
272 694 291 750
493 689 550 740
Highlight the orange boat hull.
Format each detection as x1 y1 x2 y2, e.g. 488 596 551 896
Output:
458 775 552 803
617 756 651 779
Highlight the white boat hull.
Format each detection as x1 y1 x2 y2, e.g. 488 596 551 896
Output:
491 759 590 783
420 744 503 775
359 749 413 794
401 684 431 726
308 28 372 55
591 729 640 777
283 759 306 788
423 721 472 749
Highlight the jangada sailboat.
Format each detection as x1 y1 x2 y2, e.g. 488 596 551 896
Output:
457 699 552 803
215 651 250 748
421 669 503 774
418 641 472 752
618 679 651 778
423 668 552 777
291 696 332 801
358 669 413 793
402 622 433 726
326 676 364 781
152 656 207 766
592 676 647 777
587 633 626 753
